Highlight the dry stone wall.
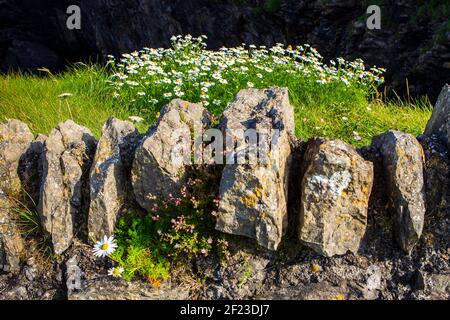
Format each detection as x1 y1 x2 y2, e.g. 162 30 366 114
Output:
0 85 449 269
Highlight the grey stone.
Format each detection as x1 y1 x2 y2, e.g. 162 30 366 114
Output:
39 120 96 255
299 138 374 257
216 88 295 251
88 117 139 239
132 99 210 212
427 273 450 300
366 265 382 291
0 119 34 196
424 84 450 148
68 278 190 300
372 130 426 254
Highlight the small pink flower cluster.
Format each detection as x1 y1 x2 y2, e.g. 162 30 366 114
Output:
171 215 195 233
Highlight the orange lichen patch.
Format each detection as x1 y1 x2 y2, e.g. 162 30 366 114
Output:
242 186 264 208
395 145 406 157
334 294 346 300
361 185 370 195
147 277 162 288
311 263 321 273
95 139 113 163
352 198 369 206
255 187 263 199
242 193 258 207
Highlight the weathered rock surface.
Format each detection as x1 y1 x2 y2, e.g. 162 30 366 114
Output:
0 195 25 273
372 130 426 254
88 117 139 239
427 273 450 300
298 138 374 257
0 120 34 196
39 120 96 254
68 278 190 300
424 84 450 149
132 99 210 212
216 88 295 251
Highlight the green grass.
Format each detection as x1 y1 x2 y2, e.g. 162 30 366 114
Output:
0 65 431 147
0 64 133 137
0 36 432 147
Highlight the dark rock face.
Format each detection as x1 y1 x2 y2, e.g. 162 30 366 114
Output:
372 130 426 254
1 0 449 99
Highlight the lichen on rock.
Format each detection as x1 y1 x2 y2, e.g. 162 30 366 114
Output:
88 117 139 240
0 120 34 196
38 120 96 255
298 138 374 257
132 99 210 212
372 130 426 254
216 88 295 251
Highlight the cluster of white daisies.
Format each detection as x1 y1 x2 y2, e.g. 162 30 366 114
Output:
92 235 123 278
107 34 385 109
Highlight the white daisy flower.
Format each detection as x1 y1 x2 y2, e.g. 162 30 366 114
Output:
108 266 124 278
128 116 144 123
58 92 72 98
93 235 118 258
353 131 362 141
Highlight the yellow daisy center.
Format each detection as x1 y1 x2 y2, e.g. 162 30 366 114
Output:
101 243 109 250
113 268 120 276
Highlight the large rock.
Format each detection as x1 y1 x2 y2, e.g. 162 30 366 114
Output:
372 130 426 254
0 120 34 196
0 195 25 273
88 117 139 239
215 88 295 251
417 134 449 219
424 84 449 148
298 138 374 257
132 99 210 212
39 120 96 254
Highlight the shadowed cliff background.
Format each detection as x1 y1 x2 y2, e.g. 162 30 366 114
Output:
1 0 449 99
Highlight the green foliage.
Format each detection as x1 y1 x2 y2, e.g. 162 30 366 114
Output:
0 64 137 137
7 193 52 256
9 195 41 238
110 167 229 281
